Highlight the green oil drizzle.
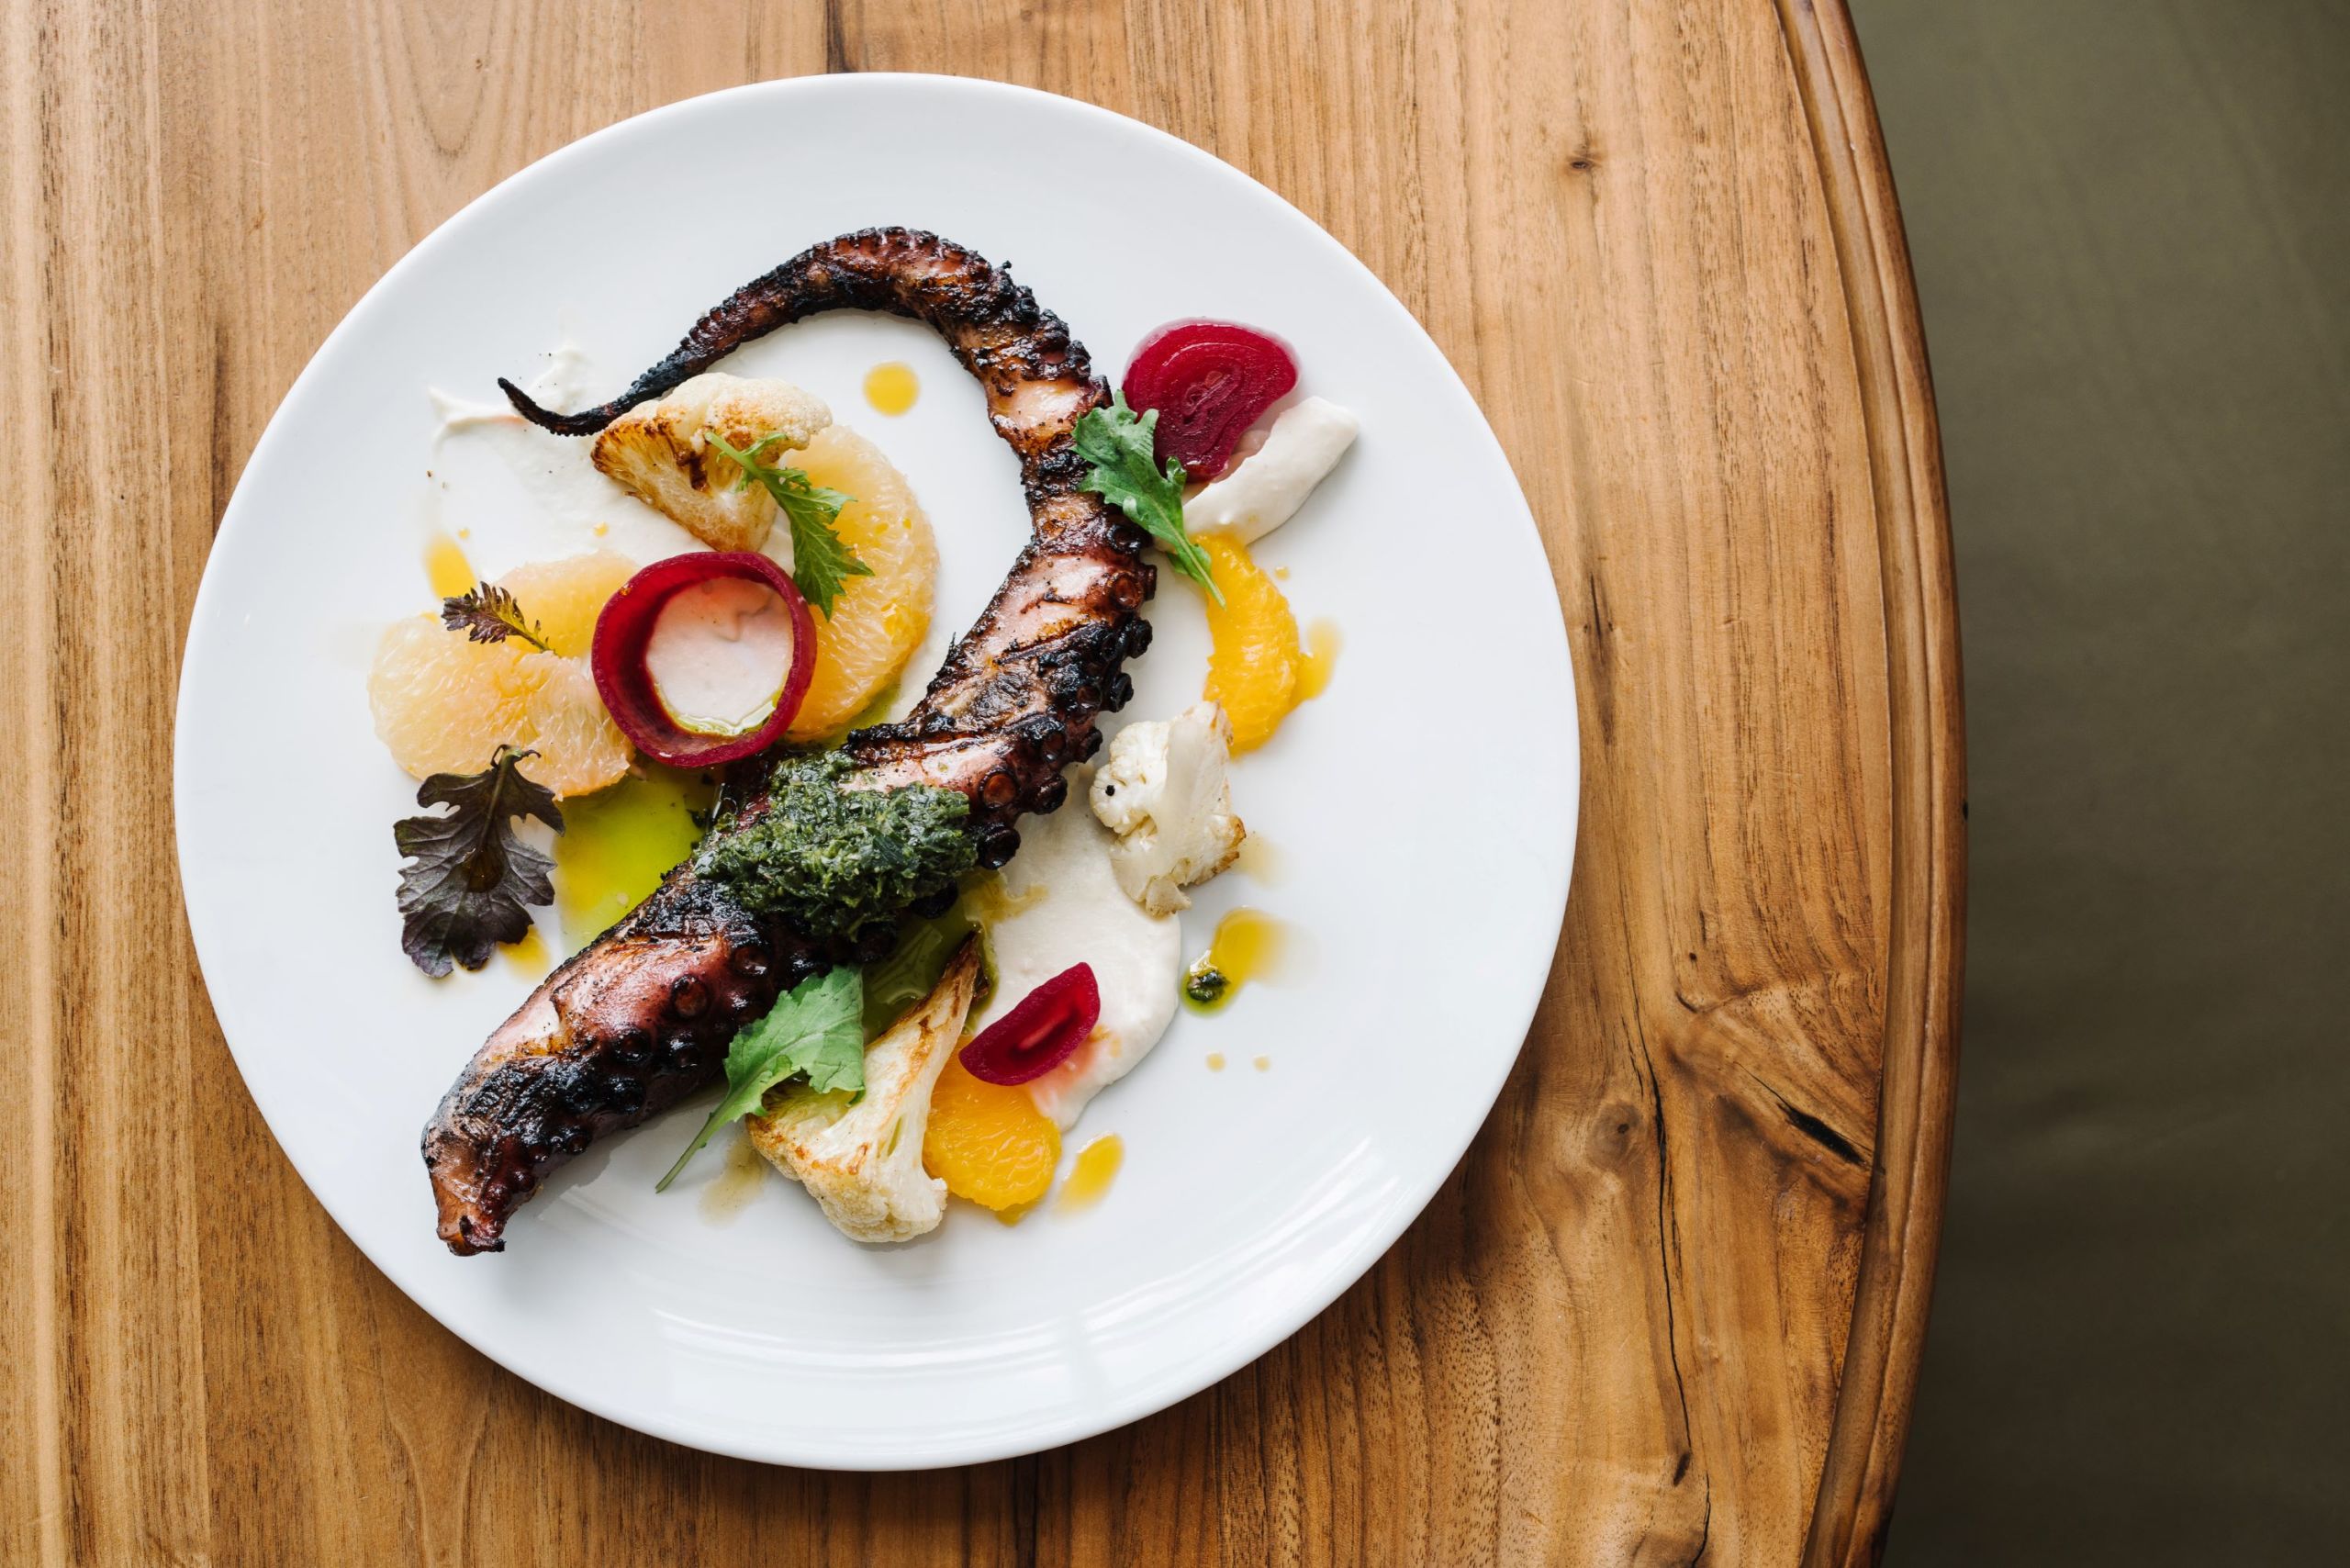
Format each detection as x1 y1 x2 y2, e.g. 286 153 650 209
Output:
554 765 717 950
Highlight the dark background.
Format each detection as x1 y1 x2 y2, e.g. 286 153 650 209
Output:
1848 1 2350 1560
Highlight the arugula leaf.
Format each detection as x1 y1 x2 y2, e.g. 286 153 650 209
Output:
655 964 865 1190
392 745 563 977
705 428 871 617
1073 392 1224 604
439 583 550 652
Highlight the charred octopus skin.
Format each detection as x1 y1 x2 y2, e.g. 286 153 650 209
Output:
420 876 820 1255
426 229 1153 1255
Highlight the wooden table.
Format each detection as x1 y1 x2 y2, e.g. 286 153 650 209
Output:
1 2 1963 1562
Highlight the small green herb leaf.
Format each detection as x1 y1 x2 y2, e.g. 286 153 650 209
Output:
439 582 551 652
392 745 563 977
705 428 871 617
1074 392 1223 605
656 963 865 1190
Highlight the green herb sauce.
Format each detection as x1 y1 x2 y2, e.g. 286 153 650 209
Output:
1182 961 1233 1013
699 752 976 945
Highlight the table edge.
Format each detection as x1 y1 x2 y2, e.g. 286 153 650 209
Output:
1772 4 1969 1562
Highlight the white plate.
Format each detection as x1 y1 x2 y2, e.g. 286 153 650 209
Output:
174 75 1577 1468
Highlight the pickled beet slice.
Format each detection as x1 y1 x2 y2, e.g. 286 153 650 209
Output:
590 551 814 767
959 963 1101 1086
1122 320 1299 482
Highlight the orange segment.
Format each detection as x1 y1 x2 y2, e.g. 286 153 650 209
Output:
923 1055 1060 1212
496 550 638 657
1198 532 1303 752
785 425 937 738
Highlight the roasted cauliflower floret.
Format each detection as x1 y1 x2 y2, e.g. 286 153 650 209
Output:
746 937 979 1243
591 372 831 553
1089 703 1246 915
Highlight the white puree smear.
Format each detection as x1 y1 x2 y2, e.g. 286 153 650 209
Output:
984 774 1181 1131
428 339 780 571
644 577 797 735
1184 395 1359 544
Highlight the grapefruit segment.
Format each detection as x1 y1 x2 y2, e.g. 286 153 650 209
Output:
371 550 638 797
784 425 938 738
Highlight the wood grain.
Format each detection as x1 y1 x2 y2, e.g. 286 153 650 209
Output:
0 1 1962 1562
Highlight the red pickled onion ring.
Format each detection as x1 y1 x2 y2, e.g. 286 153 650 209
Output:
589 552 814 767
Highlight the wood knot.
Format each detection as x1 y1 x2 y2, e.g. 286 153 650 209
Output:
1589 1102 1646 1165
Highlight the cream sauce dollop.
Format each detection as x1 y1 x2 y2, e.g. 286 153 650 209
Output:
1183 396 1359 544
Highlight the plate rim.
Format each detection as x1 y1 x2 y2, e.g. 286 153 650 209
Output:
173 71 1582 1468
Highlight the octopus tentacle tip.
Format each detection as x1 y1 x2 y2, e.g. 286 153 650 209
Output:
498 375 599 437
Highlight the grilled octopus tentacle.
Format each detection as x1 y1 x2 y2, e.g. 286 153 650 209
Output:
425 228 1154 1255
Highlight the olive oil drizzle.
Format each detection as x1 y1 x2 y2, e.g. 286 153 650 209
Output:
1182 906 1291 1014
